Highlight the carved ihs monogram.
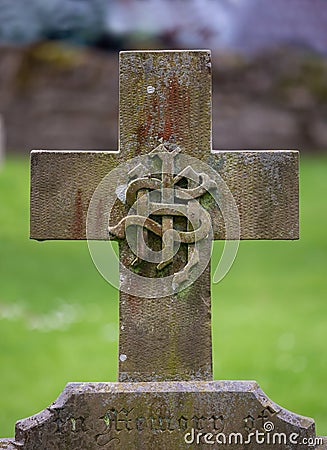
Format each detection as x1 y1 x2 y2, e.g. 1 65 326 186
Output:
108 144 216 286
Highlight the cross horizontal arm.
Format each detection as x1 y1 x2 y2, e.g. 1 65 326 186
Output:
30 149 298 241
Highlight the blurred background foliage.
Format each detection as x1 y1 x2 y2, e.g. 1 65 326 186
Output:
0 0 326 439
0 0 327 53
1 0 327 153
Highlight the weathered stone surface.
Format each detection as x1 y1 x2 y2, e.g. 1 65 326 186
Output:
119 51 211 158
118 243 212 383
10 382 318 449
118 51 213 382
30 149 299 241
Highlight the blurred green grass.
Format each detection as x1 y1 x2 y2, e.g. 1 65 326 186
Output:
0 154 326 437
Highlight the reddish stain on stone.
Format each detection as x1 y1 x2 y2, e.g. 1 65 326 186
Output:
136 75 191 151
136 112 153 152
161 76 190 143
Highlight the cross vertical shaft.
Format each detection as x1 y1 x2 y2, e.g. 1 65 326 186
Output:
118 51 213 382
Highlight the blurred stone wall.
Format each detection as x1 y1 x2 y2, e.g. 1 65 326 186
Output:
0 43 118 151
0 43 326 153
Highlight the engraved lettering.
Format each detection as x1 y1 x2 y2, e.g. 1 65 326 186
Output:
149 416 161 432
257 407 278 429
166 416 176 432
244 414 255 432
191 415 206 430
96 435 120 448
257 409 269 427
102 409 118 432
178 416 188 431
95 409 119 446
135 417 146 432
70 417 85 433
117 408 134 432
95 407 226 438
208 414 224 432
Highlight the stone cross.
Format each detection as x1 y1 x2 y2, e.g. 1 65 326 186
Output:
29 51 299 385
1 50 325 449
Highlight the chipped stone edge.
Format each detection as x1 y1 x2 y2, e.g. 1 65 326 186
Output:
253 384 314 430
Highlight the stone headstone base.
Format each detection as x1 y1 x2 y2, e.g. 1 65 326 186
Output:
1 381 325 449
